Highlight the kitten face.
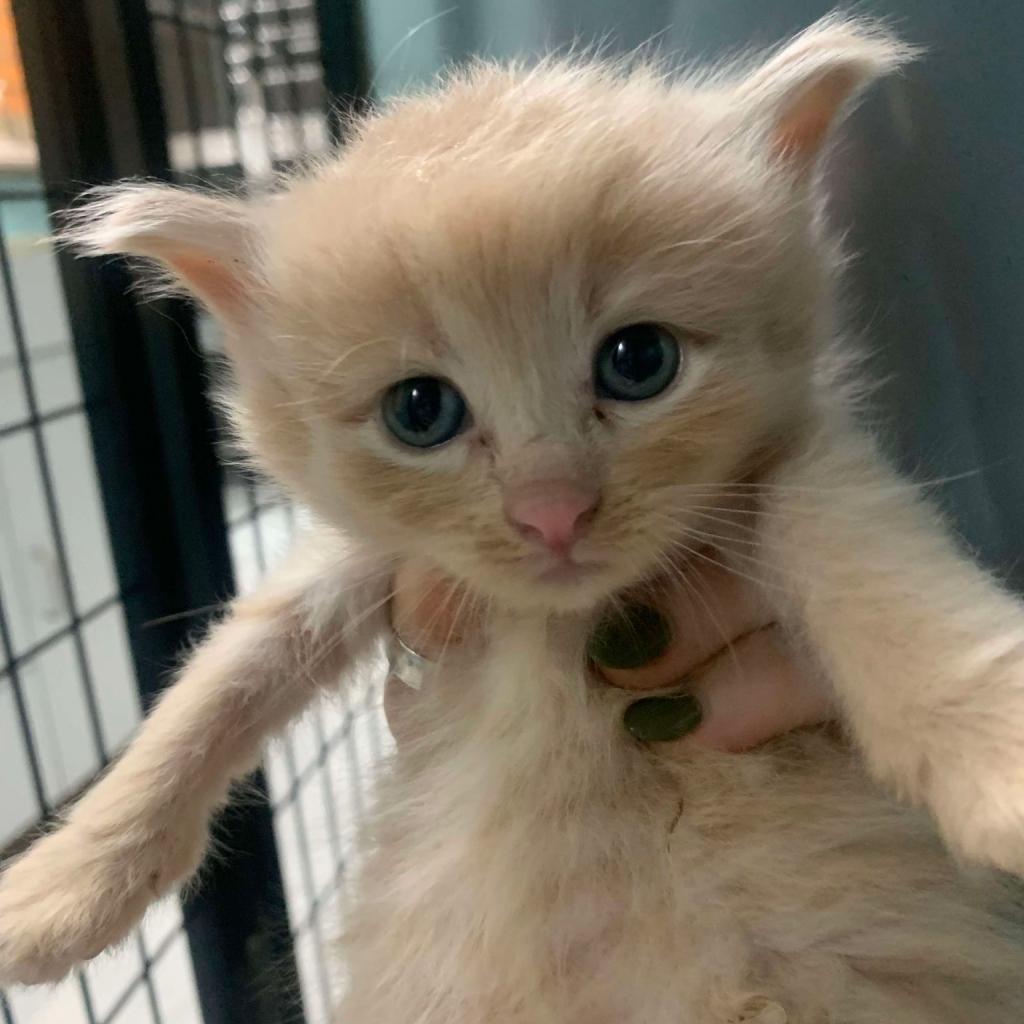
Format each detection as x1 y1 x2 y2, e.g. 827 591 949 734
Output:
70 19 908 611
247 67 823 610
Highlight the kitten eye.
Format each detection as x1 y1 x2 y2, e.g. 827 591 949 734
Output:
382 376 468 449
594 323 681 402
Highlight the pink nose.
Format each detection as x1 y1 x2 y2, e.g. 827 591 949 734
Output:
504 481 599 555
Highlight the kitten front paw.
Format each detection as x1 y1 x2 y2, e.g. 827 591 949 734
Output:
0 815 206 985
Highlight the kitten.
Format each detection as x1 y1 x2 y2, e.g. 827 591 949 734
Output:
3 14 1024 1021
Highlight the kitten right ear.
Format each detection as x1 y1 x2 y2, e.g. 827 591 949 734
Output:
735 15 917 177
62 183 261 333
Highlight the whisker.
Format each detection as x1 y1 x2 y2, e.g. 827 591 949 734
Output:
437 580 473 668
682 508 764 541
648 506 763 541
673 525 794 581
302 580 397 680
413 576 467 663
661 462 991 497
675 553 745 679
667 537 789 595
648 512 784 573
642 548 745 681
369 6 458 95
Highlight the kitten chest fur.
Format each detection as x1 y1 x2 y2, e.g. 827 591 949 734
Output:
340 616 1024 1023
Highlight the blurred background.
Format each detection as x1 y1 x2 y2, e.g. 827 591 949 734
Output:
0 2 1020 1023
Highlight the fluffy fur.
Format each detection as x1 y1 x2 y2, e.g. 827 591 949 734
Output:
3 14 1024 1021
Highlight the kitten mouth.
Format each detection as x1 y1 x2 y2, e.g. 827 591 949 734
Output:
534 559 605 585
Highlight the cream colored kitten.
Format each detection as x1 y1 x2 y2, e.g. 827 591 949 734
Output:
3 14 1024 1021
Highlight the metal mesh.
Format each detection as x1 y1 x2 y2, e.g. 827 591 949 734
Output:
150 0 329 182
2 2 387 1021
0 3 203 1007
0 176 202 1024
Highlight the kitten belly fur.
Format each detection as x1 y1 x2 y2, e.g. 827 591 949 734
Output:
340 617 1024 1023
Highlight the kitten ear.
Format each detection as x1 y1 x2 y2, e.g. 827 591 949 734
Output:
61 183 261 330
736 16 916 175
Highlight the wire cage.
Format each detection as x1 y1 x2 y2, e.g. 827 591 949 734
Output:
0 2 382 1022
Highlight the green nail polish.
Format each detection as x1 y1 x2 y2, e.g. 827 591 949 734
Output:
588 604 671 669
623 695 703 743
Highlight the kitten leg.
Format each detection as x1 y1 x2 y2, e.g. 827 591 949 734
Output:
0 531 388 985
757 425 1024 873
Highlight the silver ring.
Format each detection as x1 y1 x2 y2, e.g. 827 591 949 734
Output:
386 619 434 691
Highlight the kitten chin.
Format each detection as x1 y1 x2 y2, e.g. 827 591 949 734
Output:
436 545 673 616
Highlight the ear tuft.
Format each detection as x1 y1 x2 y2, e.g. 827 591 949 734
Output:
736 14 918 173
60 183 258 323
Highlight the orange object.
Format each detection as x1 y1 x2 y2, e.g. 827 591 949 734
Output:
0 0 31 124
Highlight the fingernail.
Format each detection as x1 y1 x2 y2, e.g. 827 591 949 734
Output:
588 604 672 669
623 695 703 743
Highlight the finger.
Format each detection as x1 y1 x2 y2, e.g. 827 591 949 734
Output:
686 627 831 750
595 558 769 692
623 627 832 751
391 561 480 659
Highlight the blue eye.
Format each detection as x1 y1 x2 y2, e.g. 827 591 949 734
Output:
594 323 681 402
383 376 468 449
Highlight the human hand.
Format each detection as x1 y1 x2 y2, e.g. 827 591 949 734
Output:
386 558 832 750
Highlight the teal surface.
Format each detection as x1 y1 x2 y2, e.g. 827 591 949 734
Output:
0 171 50 239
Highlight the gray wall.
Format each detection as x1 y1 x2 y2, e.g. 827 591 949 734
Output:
363 1 1024 580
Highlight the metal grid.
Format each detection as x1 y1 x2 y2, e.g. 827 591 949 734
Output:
150 0 329 183
3 1 382 1022
0 6 212 1017
0 179 203 1024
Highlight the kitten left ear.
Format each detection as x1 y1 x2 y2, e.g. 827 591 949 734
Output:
736 15 916 176
61 183 261 331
